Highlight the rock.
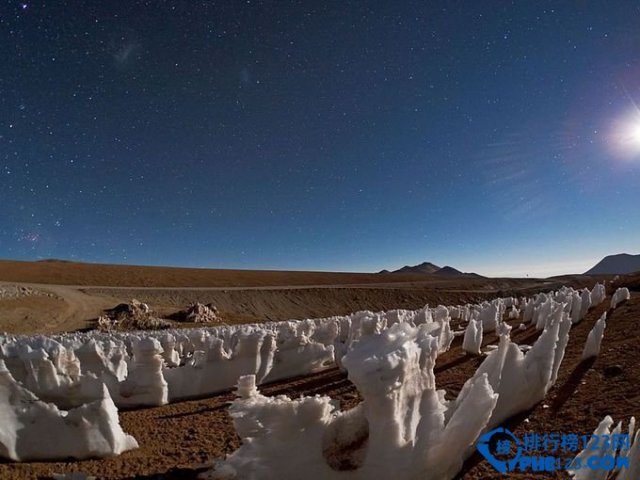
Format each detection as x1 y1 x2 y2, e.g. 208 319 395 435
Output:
97 300 171 331
0 284 55 300
96 315 113 331
185 303 220 323
169 303 221 323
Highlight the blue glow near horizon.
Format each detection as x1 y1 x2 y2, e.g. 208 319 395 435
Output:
1 1 639 278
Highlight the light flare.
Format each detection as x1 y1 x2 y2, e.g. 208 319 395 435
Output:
608 111 640 161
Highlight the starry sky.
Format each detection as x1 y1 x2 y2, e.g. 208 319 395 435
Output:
1 1 639 277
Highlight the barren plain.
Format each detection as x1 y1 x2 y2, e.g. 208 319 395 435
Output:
0 259 636 479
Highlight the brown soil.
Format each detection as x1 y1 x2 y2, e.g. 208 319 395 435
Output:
0 284 636 479
0 259 489 288
0 260 609 335
0 263 630 478
0 281 594 335
457 291 639 478
0 285 120 335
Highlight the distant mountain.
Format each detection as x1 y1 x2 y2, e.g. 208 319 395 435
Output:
378 262 480 277
584 253 640 275
36 258 77 263
391 262 441 275
433 265 463 276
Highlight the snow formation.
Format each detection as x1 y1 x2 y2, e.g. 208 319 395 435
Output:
0 282 618 466
462 318 483 355
582 312 607 360
569 416 639 480
0 360 137 461
206 296 573 480
0 282 611 411
206 323 498 480
590 283 607 307
611 287 631 309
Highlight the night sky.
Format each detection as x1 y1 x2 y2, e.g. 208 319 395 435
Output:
1 1 639 277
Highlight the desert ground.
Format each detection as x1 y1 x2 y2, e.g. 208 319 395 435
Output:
0 259 592 334
0 260 636 479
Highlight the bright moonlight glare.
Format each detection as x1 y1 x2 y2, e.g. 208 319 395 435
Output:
625 121 640 147
609 111 640 161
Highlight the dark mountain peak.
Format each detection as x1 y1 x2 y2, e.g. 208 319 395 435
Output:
377 261 482 277
36 258 77 264
434 265 463 276
392 262 441 275
584 253 640 275
417 261 439 269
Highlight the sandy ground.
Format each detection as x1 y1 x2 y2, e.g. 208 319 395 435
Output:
0 261 634 479
0 279 590 335
0 259 487 288
0 284 121 334
0 286 636 479
0 261 601 334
